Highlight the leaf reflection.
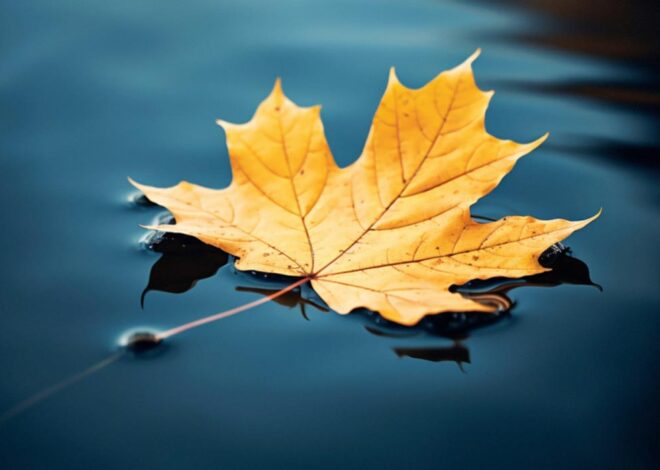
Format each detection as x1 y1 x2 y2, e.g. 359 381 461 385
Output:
236 286 329 320
141 231 228 307
394 343 470 371
142 233 598 367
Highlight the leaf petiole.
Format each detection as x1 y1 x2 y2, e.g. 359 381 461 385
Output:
156 276 311 340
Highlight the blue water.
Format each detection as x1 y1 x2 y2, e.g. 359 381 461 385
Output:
1 1 658 468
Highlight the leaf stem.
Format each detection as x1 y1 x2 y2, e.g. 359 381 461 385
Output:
156 276 311 340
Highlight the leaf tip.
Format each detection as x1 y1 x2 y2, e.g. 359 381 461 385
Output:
453 49 481 76
388 66 400 85
272 77 284 96
466 48 482 65
311 104 323 116
128 177 145 191
571 208 602 232
525 132 550 152
216 118 242 132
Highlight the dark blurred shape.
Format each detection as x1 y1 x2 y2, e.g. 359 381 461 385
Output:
476 0 659 66
141 232 229 307
485 0 660 103
471 0 659 168
395 342 470 366
547 138 660 171
494 80 660 116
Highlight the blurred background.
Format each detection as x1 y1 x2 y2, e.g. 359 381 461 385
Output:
1 1 658 468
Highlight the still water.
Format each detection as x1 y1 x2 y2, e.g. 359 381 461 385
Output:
1 0 658 468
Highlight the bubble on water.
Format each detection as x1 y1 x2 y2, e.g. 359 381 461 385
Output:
118 328 163 354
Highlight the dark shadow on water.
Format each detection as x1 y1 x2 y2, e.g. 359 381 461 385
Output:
142 232 598 367
393 343 470 369
470 0 659 68
491 80 660 117
472 0 660 71
467 0 660 170
546 139 660 174
140 231 229 308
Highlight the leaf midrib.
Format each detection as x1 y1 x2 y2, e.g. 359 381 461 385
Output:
312 72 463 276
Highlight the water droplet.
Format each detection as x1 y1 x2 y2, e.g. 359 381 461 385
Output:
118 329 163 354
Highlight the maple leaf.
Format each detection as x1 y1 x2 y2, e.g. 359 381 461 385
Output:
131 51 598 326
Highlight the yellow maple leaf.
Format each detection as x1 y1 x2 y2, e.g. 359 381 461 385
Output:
131 51 598 326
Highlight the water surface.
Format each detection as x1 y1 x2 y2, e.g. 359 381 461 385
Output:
1 1 658 468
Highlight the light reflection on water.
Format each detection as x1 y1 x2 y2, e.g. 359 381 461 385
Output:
0 0 658 468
